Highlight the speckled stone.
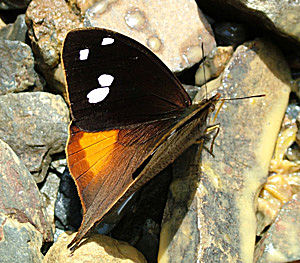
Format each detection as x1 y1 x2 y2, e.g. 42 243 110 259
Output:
0 92 70 183
25 0 84 92
195 46 234 86
0 139 52 242
84 0 216 72
0 214 44 263
0 40 40 95
255 194 300 263
43 232 147 263
159 39 291 263
200 0 300 44
0 14 27 42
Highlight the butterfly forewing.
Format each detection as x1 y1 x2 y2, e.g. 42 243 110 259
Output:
62 28 191 132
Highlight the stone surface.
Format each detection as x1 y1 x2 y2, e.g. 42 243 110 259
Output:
0 214 44 263
199 0 300 43
85 0 216 72
0 0 31 9
43 232 147 263
0 18 5 28
256 113 300 236
255 194 300 263
0 139 52 242
159 39 291 263
25 0 84 92
195 46 234 86
0 40 40 95
214 22 248 46
0 92 70 182
54 168 82 232
40 172 61 233
0 14 27 42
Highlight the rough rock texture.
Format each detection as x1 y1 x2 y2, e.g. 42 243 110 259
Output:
199 0 300 43
159 39 291 263
54 169 82 232
0 92 70 182
255 194 300 263
25 0 84 92
0 14 27 42
40 172 61 233
43 232 147 263
0 40 40 95
0 0 31 9
195 46 234 86
0 214 44 263
84 0 216 72
0 139 52 242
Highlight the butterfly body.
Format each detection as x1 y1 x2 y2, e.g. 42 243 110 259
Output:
62 28 219 248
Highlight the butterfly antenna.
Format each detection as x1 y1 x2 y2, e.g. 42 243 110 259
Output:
201 43 208 100
222 94 265 101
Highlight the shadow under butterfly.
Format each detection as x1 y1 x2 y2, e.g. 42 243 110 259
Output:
62 28 220 249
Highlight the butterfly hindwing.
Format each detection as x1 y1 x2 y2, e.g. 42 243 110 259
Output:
66 118 177 246
62 28 191 132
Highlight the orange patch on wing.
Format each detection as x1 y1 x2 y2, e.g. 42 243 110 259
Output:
66 124 119 205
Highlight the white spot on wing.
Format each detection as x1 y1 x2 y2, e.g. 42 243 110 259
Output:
87 87 110 103
101 37 114 45
79 48 89 60
98 74 114 87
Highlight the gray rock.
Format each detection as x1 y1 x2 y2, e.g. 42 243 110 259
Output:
255 194 300 263
0 14 27 42
85 0 216 72
0 139 52 242
0 92 70 182
40 172 61 233
25 0 83 92
0 214 44 263
200 0 300 44
0 40 40 95
0 0 31 9
159 39 291 263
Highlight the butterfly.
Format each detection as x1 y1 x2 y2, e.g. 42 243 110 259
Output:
62 28 220 249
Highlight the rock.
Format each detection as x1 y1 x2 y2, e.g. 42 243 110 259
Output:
0 17 6 28
40 172 61 233
0 0 31 9
43 232 147 263
54 168 82 232
255 194 300 263
195 46 234 86
159 39 291 263
256 112 300 236
0 40 40 95
214 22 248 46
25 0 83 92
0 92 70 182
0 214 44 263
199 0 300 44
0 139 52 242
0 14 27 42
85 0 216 72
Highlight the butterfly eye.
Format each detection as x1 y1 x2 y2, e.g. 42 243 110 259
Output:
101 37 114 45
79 48 89 60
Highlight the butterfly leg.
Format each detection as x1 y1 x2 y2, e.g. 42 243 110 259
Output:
194 124 220 157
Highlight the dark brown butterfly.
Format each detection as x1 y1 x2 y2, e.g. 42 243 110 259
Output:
62 28 220 248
